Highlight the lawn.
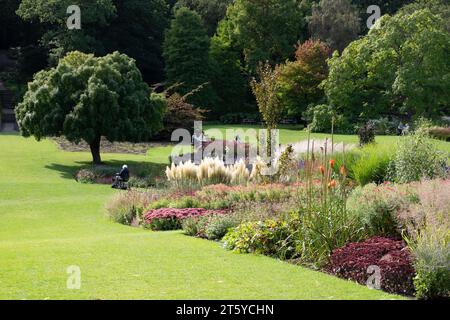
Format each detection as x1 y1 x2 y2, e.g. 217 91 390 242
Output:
203 124 450 152
0 132 405 300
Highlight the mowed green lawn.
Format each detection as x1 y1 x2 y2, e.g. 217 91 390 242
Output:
0 132 408 300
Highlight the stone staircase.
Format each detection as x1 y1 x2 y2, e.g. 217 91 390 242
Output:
0 83 18 132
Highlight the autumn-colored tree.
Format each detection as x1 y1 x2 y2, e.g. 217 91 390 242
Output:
278 39 331 118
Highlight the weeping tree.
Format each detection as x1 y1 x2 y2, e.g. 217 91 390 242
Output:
16 51 165 164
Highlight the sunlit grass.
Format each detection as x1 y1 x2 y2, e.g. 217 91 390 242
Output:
0 132 415 299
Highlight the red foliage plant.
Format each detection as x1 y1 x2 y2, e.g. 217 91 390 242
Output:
328 237 415 296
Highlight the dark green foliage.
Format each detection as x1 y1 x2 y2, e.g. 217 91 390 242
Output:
174 0 232 36
309 0 361 53
303 105 352 134
223 220 297 259
103 0 170 83
208 35 249 118
16 51 165 164
16 0 169 83
163 7 217 109
351 0 415 33
17 0 116 64
358 122 375 146
216 0 308 73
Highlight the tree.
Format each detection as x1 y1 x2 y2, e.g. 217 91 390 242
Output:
17 0 116 64
251 62 284 154
351 0 415 33
208 31 250 118
16 51 165 164
174 0 232 36
17 0 170 82
163 7 216 109
103 0 169 83
323 8 450 122
309 0 361 53
216 0 308 73
155 91 206 139
277 39 331 118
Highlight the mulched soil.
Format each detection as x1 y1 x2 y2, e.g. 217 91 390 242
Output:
52 137 173 155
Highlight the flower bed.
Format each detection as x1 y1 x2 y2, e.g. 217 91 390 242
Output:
143 208 227 231
328 237 415 295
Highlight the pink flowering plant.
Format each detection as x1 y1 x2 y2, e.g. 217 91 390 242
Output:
143 208 227 231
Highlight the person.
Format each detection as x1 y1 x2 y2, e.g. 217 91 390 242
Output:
112 165 130 189
192 130 203 150
397 122 404 136
403 124 410 135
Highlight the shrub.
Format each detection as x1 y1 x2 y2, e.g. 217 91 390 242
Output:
181 215 210 238
400 179 450 299
105 190 156 225
75 169 97 184
347 183 413 238
143 208 227 231
358 122 375 146
153 92 206 140
428 127 450 142
371 117 397 135
329 237 415 296
204 214 240 241
143 208 208 231
407 226 449 300
303 104 352 134
223 219 297 259
390 131 447 183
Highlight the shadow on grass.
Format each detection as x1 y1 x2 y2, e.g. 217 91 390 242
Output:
45 159 167 181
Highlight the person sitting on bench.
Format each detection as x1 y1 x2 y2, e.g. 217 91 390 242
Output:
112 165 130 189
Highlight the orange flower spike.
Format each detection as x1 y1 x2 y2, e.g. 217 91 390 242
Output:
329 159 335 168
339 165 347 177
319 165 325 175
328 180 337 188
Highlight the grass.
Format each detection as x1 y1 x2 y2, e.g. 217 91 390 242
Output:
202 124 450 153
0 132 406 300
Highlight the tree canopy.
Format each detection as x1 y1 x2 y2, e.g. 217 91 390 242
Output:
16 51 165 164
277 39 331 118
216 0 308 73
174 0 232 36
163 7 216 109
323 8 450 122
16 0 169 83
309 0 361 53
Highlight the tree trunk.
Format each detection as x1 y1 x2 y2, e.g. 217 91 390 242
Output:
89 136 102 165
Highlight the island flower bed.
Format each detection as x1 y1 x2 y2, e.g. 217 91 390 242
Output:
143 208 228 231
